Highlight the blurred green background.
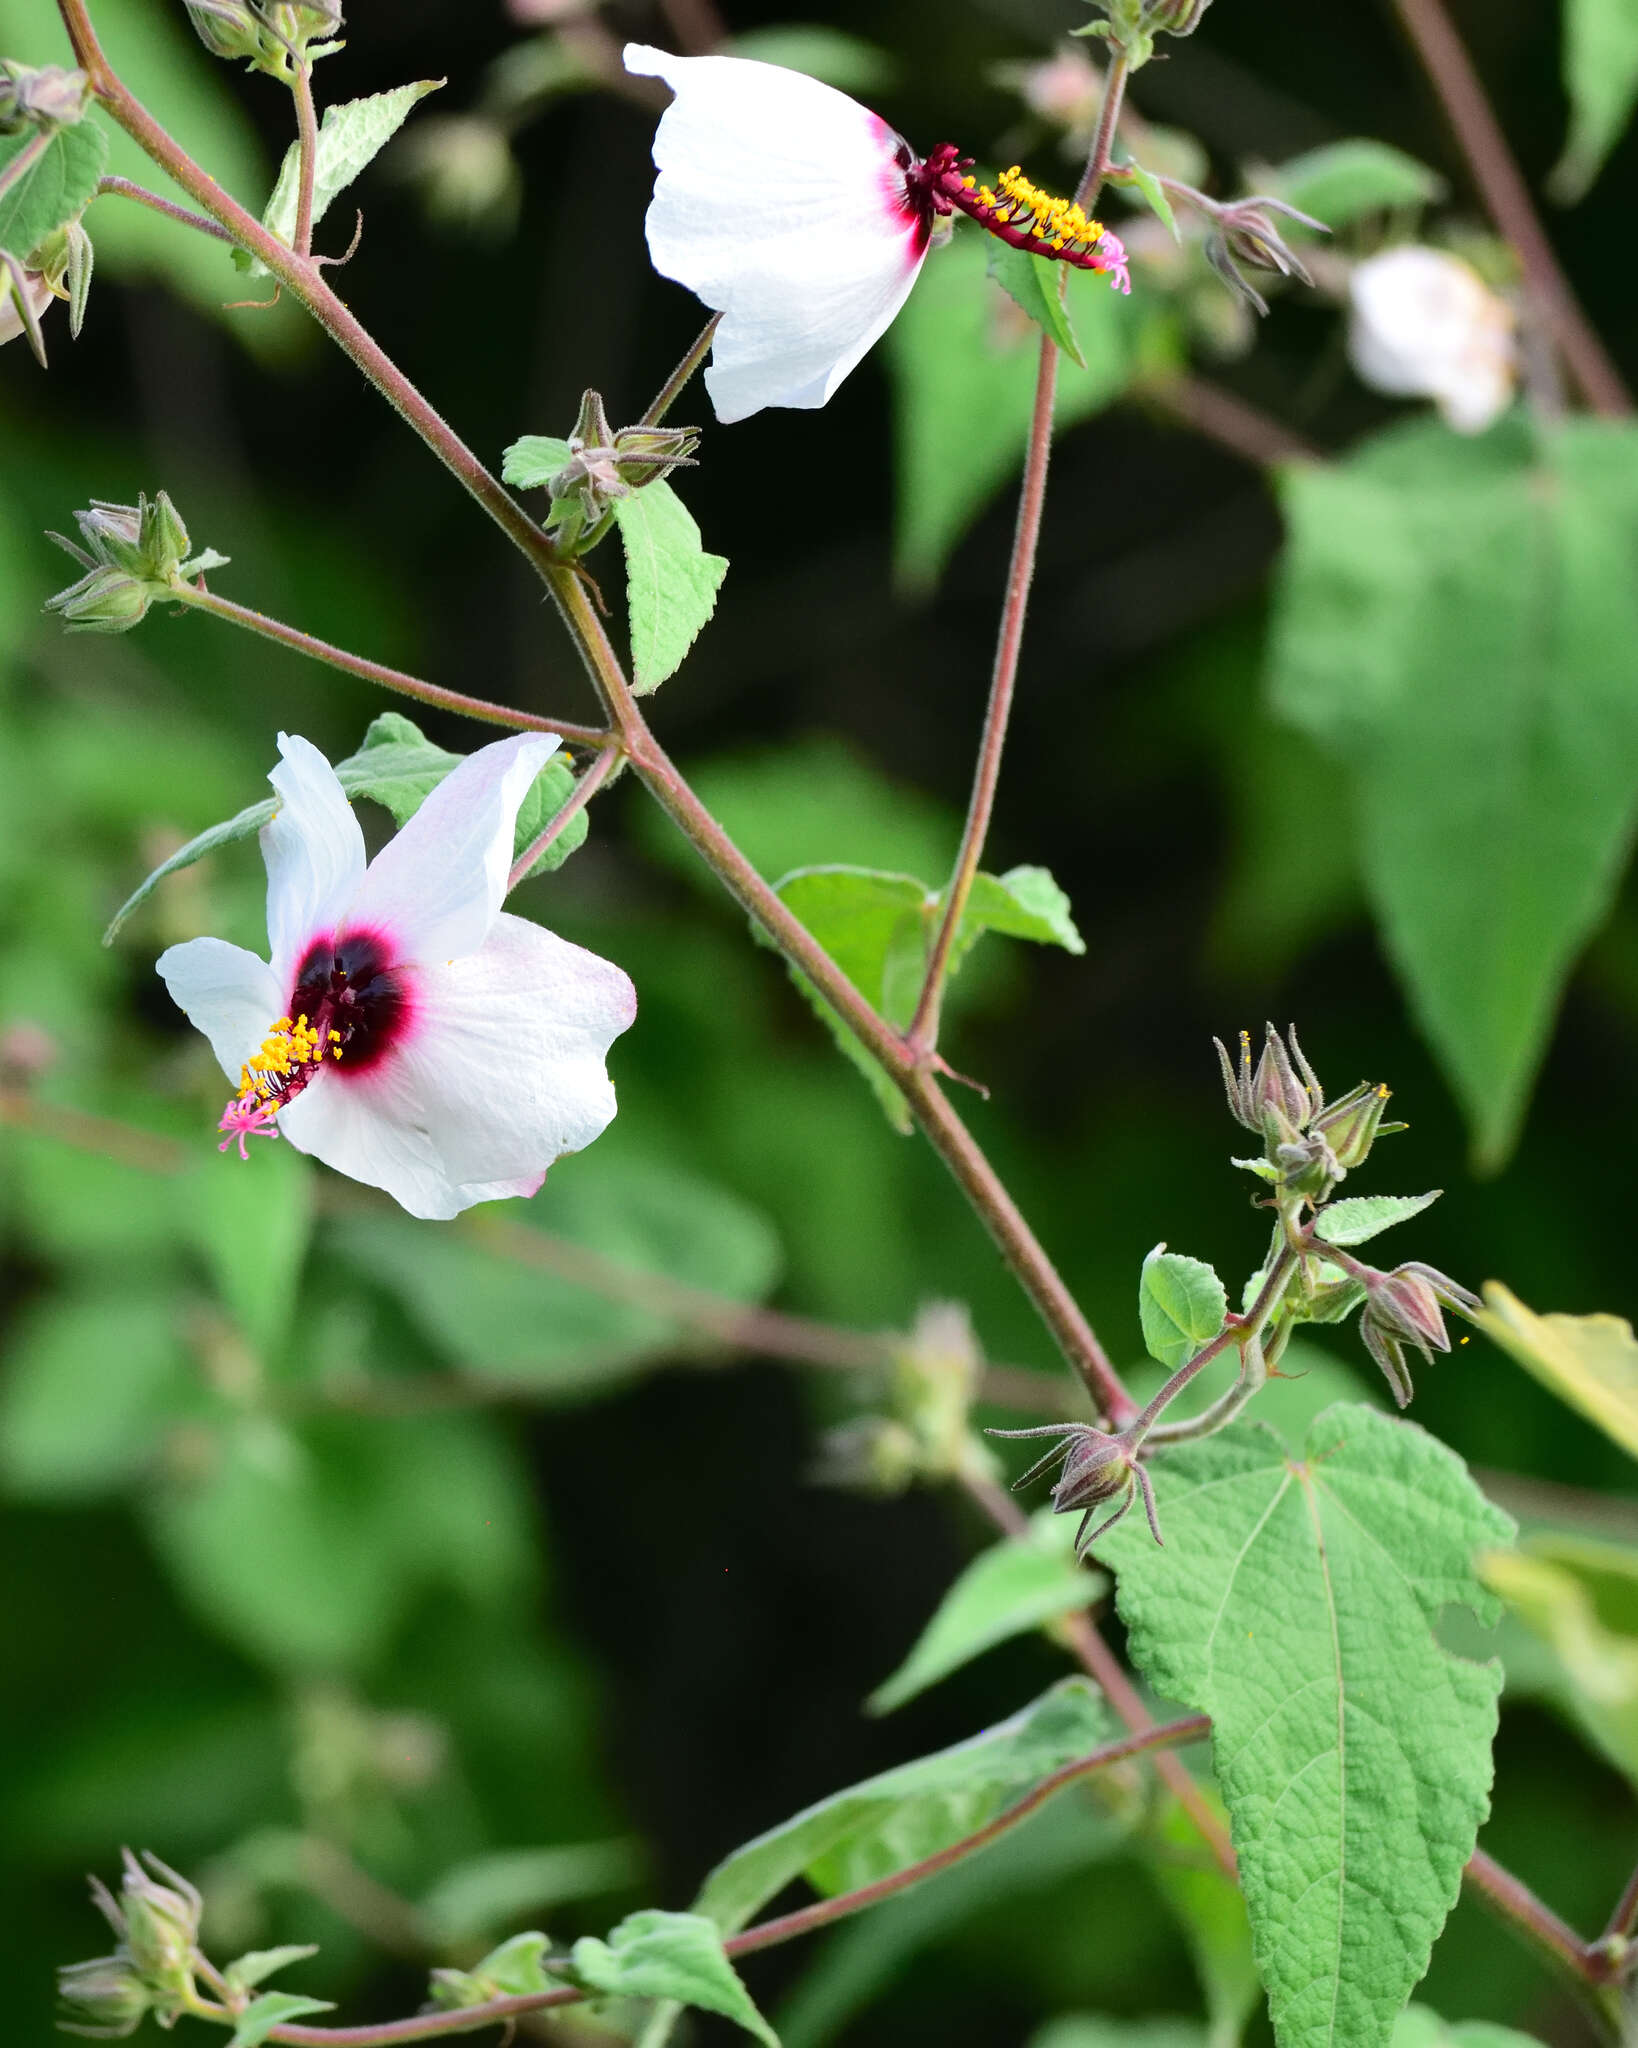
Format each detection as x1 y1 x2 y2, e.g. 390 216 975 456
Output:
4 0 1638 2043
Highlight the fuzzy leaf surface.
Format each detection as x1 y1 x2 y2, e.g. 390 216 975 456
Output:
1116 157 1180 240
1270 418 1638 1168
1552 0 1638 199
502 434 572 491
1313 1191 1441 1247
228 1993 336 2047
244 81 442 274
868 1510 1103 1714
1138 1246 1227 1372
1268 139 1444 227
104 711 581 940
1094 1404 1513 2048
572 1910 777 2048
1478 1283 1638 1459
986 241 1086 366
223 1947 319 1994
0 117 105 258
613 479 728 694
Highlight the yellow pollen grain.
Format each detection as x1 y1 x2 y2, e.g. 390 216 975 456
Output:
993 164 1102 248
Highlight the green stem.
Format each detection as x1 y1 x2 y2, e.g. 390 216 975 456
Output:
1143 1246 1297 1447
254 1719 1210 2045
907 53 1132 1059
291 59 320 258
169 582 610 747
506 740 622 890
95 174 234 241
640 313 721 427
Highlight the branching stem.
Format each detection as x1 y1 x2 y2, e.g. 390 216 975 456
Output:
640 313 721 427
907 54 1131 1058
292 59 320 258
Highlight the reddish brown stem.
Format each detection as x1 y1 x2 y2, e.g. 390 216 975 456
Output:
292 60 320 258
1384 0 1630 416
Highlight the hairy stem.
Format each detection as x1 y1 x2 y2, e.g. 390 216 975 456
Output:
908 54 1131 1057
1384 0 1631 416
170 583 610 747
256 1719 1210 2045
1143 1247 1297 1447
55 0 1135 1428
640 313 722 428
292 59 320 258
506 741 622 890
1464 1848 1624 2025
94 174 235 241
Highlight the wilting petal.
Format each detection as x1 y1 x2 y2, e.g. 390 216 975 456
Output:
263 733 367 989
626 43 930 422
348 731 557 968
1347 245 1515 435
157 936 285 1082
275 913 634 1219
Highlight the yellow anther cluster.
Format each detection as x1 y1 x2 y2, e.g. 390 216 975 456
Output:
986 166 1103 252
237 1014 342 1100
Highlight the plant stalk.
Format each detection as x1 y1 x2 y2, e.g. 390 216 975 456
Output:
291 59 319 258
506 741 622 890
640 312 721 427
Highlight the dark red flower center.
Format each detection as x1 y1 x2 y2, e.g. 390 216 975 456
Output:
286 929 411 1079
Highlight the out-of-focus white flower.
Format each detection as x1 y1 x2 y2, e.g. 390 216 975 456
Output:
1347 245 1515 434
625 42 1129 423
0 268 53 348
159 731 635 1220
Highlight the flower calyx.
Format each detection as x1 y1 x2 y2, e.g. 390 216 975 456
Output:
1193 191 1328 315
0 60 91 133
1219 1023 1401 1204
1071 0 1212 65
44 490 227 634
184 0 344 77
544 389 700 553
989 1417 1162 1553
61 1850 206 2036
1356 1261 1479 1408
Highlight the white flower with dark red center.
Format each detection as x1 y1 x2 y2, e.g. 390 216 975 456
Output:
625 43 1130 424
1347 246 1516 434
158 731 636 1220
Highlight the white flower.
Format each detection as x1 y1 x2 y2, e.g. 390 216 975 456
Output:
158 731 636 1221
625 42 1129 424
1347 246 1516 435
0 268 53 349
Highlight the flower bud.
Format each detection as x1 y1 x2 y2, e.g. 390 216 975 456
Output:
57 1952 151 2038
1148 0 1212 31
0 60 90 131
542 391 701 551
812 1417 921 1495
1357 1261 1478 1407
989 1419 1163 1552
1348 245 1515 435
1200 194 1327 316
1313 1079 1400 1172
182 0 267 63
1215 1023 1321 1140
102 1850 202 1985
45 564 155 633
44 490 206 630
1273 1130 1340 1204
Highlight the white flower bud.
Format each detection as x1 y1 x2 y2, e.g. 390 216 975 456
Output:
1347 246 1516 435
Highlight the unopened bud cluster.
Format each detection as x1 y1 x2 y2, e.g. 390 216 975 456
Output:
0 60 90 133
44 491 224 634
1074 0 1212 64
816 1301 992 1495
1217 1022 1402 1208
1195 192 1328 315
545 389 700 552
59 1851 204 2036
1357 1261 1478 1408
184 0 344 77
990 1416 1162 1552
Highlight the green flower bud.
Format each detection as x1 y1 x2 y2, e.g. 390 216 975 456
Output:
103 1850 202 1985
44 490 212 630
0 60 90 132
182 0 268 62
45 563 155 633
540 390 701 553
1148 0 1212 32
1313 1079 1402 1172
57 1953 152 2039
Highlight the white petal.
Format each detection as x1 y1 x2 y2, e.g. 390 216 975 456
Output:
626 43 929 422
157 938 285 1085
262 734 367 990
1347 246 1515 432
274 913 635 1219
0 271 53 348
348 732 557 968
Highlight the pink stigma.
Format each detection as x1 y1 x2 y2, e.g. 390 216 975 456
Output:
1095 229 1132 296
217 1092 280 1162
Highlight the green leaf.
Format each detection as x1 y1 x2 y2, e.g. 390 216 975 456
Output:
1312 1191 1441 1247
1138 1246 1227 1373
695 1678 1111 1935
1116 157 1180 242
1552 0 1638 200
244 81 442 276
1266 140 1445 228
572 1910 778 2048
1268 417 1638 1169
770 862 1084 1129
181 1142 312 1357
331 1149 782 1395
723 26 895 95
421 1841 641 1944
103 711 582 942
887 227 1168 591
985 241 1086 367
1096 1404 1514 2048
1030 2019 1206 2048
223 1946 320 1994
0 118 106 259
146 1410 532 1670
430 1930 560 2008
612 479 728 694
1480 1535 1638 1791
1392 2005 1549 2048
0 1289 194 1498
868 1509 1104 1714
502 434 573 491
228 1992 336 2047
1477 1283 1638 1459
